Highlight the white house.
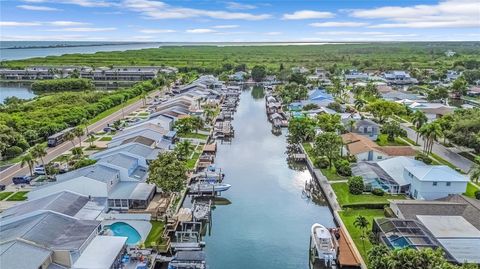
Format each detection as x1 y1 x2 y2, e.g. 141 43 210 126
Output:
405 165 469 200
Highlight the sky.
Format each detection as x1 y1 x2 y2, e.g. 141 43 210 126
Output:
0 0 479 42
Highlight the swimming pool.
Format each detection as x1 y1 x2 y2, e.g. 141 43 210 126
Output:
109 222 141 245
388 235 411 249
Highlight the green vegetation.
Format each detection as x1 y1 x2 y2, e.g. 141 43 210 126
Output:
99 136 113 141
31 78 94 92
6 191 29 201
147 151 188 193
339 209 385 260
0 192 14 201
186 151 201 170
178 133 209 140
376 134 409 146
320 167 346 181
464 182 480 199
331 182 405 207
144 221 165 248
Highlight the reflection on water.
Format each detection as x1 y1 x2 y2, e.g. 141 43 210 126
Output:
251 85 266 99
204 88 335 269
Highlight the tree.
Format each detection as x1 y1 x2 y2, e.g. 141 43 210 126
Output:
73 126 85 147
88 133 95 147
381 121 407 142
313 132 343 168
289 72 307 85
348 176 364 195
419 122 442 155
366 100 406 123
251 65 267 82
204 107 215 124
354 215 369 253
450 77 468 98
174 117 194 134
31 144 48 177
470 157 480 184
71 147 83 158
277 82 308 103
64 131 76 148
20 152 36 177
147 152 187 193
190 116 204 133
411 110 428 144
287 117 316 144
80 118 90 137
175 140 192 160
347 119 356 132
316 113 343 133
354 98 366 111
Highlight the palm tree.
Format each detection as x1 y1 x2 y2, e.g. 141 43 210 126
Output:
88 133 95 147
204 107 215 124
31 144 48 177
73 126 85 147
80 118 90 137
354 215 370 253
20 152 36 177
140 90 148 106
411 110 428 144
354 98 366 111
174 140 192 160
419 122 442 155
347 119 356 132
470 157 480 184
65 131 76 148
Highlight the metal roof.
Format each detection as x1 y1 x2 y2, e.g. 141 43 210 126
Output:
0 240 52 269
416 215 480 238
404 165 468 182
437 238 480 264
55 164 119 184
72 236 127 269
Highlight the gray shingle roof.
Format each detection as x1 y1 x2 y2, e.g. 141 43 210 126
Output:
0 240 52 269
55 164 119 183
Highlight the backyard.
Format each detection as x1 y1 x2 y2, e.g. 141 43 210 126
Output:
331 182 406 207
464 182 480 198
144 221 166 248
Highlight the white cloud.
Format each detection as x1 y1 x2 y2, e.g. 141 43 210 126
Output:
265 31 282 35
139 29 176 33
213 25 239 29
350 0 480 28
0 21 42 26
17 5 61 11
309 22 369 27
186 28 217 34
225 1 256 10
123 0 271 20
49 21 90 26
282 10 334 20
22 0 113 7
47 27 117 32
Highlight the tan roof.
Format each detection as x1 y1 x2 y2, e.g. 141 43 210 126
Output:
177 114 191 119
203 143 217 153
377 85 394 93
342 133 415 156
122 136 155 147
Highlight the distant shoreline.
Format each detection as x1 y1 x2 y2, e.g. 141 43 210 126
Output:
2 42 158 50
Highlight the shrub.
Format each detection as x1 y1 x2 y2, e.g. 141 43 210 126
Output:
314 156 330 168
372 188 385 196
348 176 364 195
327 102 342 112
415 153 432 164
303 103 319 111
342 202 388 209
73 158 97 169
4 146 23 158
475 190 480 200
335 159 352 176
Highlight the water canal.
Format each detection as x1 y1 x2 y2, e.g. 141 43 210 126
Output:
203 88 335 269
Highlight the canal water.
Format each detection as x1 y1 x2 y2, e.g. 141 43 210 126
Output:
204 88 335 269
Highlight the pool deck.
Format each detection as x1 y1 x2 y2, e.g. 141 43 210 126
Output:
103 220 152 244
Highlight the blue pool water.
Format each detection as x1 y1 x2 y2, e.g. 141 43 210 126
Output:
109 222 141 245
389 235 411 249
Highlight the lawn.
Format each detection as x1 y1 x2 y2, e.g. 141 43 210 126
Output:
6 191 29 201
331 182 406 207
320 167 347 181
179 132 209 140
145 221 165 248
399 136 419 146
339 209 386 261
99 136 113 141
186 151 201 169
464 182 480 198
137 112 149 116
376 134 409 146
0 192 13 201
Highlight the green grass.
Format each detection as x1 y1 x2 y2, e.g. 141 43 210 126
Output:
0 154 24 167
376 134 409 146
399 136 419 146
464 182 480 198
6 191 29 201
0 192 14 201
320 167 347 181
99 136 113 141
429 152 460 171
186 151 201 169
331 182 406 207
144 221 165 248
137 112 149 116
179 132 209 140
339 209 386 261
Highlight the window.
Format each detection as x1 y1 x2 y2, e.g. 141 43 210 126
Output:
408 172 413 178
446 182 451 186
377 156 383 159
433 182 437 186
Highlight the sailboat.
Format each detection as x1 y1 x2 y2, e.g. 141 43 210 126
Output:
311 223 338 268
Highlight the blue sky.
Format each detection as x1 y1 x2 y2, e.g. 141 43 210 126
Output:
1 0 479 41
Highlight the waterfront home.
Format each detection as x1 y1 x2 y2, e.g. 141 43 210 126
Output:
91 142 162 163
291 66 309 74
108 128 169 148
129 114 174 132
0 68 58 80
383 71 418 85
342 118 380 140
173 83 207 94
345 70 370 81
408 103 455 121
229 71 247 81
381 90 423 101
352 156 468 199
445 70 461 82
342 133 416 162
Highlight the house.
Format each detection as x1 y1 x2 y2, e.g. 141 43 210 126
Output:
345 70 369 81
108 128 168 148
381 90 423 101
342 133 416 162
467 86 480 97
229 71 247 81
408 103 455 121
90 142 161 163
342 118 380 140
300 88 335 108
291 66 309 74
288 102 303 111
383 71 418 85
352 156 468 199
445 50 456 57
445 70 461 82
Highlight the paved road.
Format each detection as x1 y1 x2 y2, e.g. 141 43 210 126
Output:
400 123 474 173
0 90 160 185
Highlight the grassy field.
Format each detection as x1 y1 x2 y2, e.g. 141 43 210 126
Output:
179 132 209 140
144 221 165 248
376 134 409 146
339 209 386 261
0 192 13 201
6 191 29 201
331 182 405 207
464 182 480 198
186 151 201 169
3 43 480 72
320 167 347 181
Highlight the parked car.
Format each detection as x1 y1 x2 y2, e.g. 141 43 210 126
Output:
12 175 32 185
34 165 46 175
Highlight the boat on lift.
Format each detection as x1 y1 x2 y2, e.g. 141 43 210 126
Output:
310 223 338 268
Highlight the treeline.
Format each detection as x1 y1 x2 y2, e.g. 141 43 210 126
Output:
31 78 94 92
0 80 155 160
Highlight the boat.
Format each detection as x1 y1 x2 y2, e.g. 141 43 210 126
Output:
189 182 231 194
311 223 338 267
168 251 206 269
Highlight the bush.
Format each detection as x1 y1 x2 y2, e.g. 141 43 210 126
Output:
314 156 330 168
372 188 385 196
32 78 94 92
73 158 97 169
303 103 319 111
475 190 480 200
342 202 388 209
326 102 342 112
348 176 364 195
335 159 352 176
4 146 23 158
415 153 432 164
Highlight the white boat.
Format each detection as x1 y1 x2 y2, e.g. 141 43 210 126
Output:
189 183 231 194
311 223 337 266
